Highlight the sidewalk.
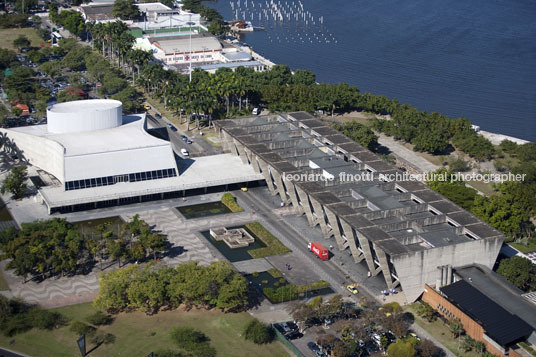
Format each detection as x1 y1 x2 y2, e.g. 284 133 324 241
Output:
377 134 440 173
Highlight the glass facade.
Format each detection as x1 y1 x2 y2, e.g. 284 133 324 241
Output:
65 168 177 191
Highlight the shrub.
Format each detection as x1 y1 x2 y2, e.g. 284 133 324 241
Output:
191 343 216 357
69 321 96 337
170 326 215 356
1 314 32 337
245 222 291 258
0 297 66 336
243 318 274 344
154 350 187 357
86 311 113 326
221 193 243 212
90 331 116 345
28 309 66 330
415 302 437 322
267 268 282 278
170 327 209 350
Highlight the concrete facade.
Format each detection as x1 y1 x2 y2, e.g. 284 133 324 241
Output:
214 112 504 302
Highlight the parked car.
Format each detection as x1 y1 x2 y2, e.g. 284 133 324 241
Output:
180 148 189 156
252 107 260 115
347 283 359 294
155 113 162 119
180 135 188 141
186 139 192 144
144 104 151 110
307 342 320 354
285 331 302 340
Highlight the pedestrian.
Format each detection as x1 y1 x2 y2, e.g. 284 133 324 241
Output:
367 271 371 278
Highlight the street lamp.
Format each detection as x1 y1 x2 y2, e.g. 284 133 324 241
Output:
187 15 195 82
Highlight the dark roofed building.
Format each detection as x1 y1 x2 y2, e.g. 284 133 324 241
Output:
423 279 534 356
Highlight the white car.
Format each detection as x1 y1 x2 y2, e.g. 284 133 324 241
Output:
252 107 259 115
180 148 189 156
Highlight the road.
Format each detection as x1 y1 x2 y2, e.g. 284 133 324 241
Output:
0 346 27 357
235 188 377 306
145 109 222 158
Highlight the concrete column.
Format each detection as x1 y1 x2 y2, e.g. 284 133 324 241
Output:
325 208 347 250
258 160 276 195
270 169 289 202
284 181 303 215
309 197 330 238
356 230 381 275
446 265 452 285
246 150 260 174
295 186 316 226
339 220 367 265
374 244 394 289
233 140 249 165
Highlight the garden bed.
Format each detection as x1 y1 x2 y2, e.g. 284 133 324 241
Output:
73 216 124 239
221 193 243 212
245 222 291 258
247 270 332 304
177 201 232 219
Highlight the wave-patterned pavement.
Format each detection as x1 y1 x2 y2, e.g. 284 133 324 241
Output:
135 208 218 267
6 268 100 307
5 208 220 307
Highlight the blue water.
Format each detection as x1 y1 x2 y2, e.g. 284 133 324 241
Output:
208 0 536 141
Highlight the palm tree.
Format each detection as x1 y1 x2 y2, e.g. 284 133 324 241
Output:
126 49 153 81
236 76 246 112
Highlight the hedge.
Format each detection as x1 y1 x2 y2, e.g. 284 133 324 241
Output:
221 193 243 212
246 222 291 258
263 280 330 303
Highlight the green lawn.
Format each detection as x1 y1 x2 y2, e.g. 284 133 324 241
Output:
221 193 244 212
0 28 45 51
0 268 9 291
0 303 290 357
405 304 481 357
465 180 496 196
246 222 292 258
510 242 536 254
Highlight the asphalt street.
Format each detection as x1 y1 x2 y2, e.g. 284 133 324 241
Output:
235 188 378 307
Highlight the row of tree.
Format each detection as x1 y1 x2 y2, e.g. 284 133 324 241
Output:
0 215 168 282
83 18 495 160
93 261 249 314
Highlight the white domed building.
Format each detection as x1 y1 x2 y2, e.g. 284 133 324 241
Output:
0 99 266 213
1 99 181 212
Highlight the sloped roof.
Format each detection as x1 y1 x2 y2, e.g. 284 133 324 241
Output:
441 280 534 346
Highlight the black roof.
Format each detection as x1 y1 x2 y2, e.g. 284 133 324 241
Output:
440 280 534 346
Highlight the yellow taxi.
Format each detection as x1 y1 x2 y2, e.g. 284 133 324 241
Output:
144 104 151 111
346 283 359 294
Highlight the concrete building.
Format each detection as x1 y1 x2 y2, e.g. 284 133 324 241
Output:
214 112 504 302
148 34 222 65
134 3 201 31
0 100 263 213
78 4 117 23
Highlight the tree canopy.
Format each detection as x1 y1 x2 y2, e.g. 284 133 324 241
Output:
1 165 28 199
112 0 139 20
93 261 249 313
497 256 536 291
